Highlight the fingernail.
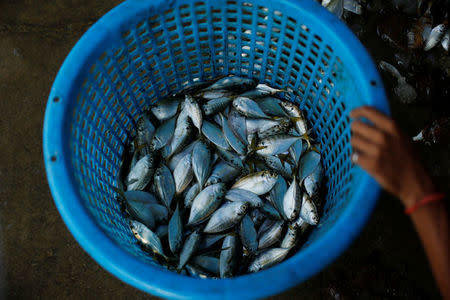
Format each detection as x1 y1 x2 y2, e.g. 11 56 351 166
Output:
351 152 359 164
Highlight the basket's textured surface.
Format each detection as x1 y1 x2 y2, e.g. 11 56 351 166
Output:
44 0 388 298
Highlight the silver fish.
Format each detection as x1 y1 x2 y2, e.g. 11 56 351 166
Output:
154 164 175 209
150 116 176 150
261 201 282 220
168 111 193 157
220 235 239 278
198 233 227 250
202 96 234 115
269 176 288 218
185 264 213 279
250 209 265 228
184 95 203 130
199 89 234 100
289 139 304 164
155 225 168 239
225 189 263 208
205 161 241 186
205 76 256 92
246 118 290 138
122 190 158 228
136 113 156 149
424 24 446 51
178 230 202 270
379 60 417 104
258 220 284 249
188 183 226 225
283 176 302 221
300 194 319 225
221 113 246 155
184 183 201 208
279 101 308 135
343 0 361 14
258 120 291 139
304 163 324 198
257 219 275 238
231 170 278 195
228 109 248 145
173 152 194 194
256 135 301 156
126 154 154 191
263 155 292 179
213 113 223 127
298 150 321 182
192 255 220 275
167 140 198 171
281 226 298 248
168 205 183 254
256 97 289 117
151 97 181 121
201 120 231 150
147 202 169 223
204 202 249 233
240 83 284 98
233 97 270 119
239 215 258 253
442 30 449 51
292 214 309 234
246 118 280 135
216 147 245 170
192 141 213 188
248 248 290 272
130 220 166 258
123 190 159 205
322 0 343 18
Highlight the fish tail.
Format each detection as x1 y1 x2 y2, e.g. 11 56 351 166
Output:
301 133 314 149
289 117 303 122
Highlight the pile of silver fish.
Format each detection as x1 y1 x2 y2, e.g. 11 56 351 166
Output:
116 76 324 278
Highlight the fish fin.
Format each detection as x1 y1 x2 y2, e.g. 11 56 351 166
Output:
310 145 320 153
277 153 292 166
289 117 303 122
253 146 267 151
301 133 314 149
126 178 139 185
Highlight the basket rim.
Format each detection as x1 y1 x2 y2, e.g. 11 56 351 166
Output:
43 0 389 298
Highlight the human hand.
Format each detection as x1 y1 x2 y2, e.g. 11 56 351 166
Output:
350 106 435 208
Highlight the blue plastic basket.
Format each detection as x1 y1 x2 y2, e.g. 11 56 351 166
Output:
43 0 389 298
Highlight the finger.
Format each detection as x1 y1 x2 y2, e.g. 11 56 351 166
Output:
351 120 385 145
351 134 379 156
352 151 376 173
350 106 394 132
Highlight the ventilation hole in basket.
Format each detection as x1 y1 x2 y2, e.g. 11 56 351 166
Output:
51 155 57 162
370 80 376 86
53 96 60 103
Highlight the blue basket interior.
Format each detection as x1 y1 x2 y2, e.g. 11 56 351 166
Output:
45 0 388 297
75 0 359 265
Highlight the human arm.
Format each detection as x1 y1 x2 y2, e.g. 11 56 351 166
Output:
350 106 449 299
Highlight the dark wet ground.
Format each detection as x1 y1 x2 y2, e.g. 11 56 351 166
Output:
0 0 447 299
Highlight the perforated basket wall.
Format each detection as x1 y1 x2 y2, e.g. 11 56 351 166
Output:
44 0 388 298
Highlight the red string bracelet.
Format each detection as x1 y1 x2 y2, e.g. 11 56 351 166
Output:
404 193 445 215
